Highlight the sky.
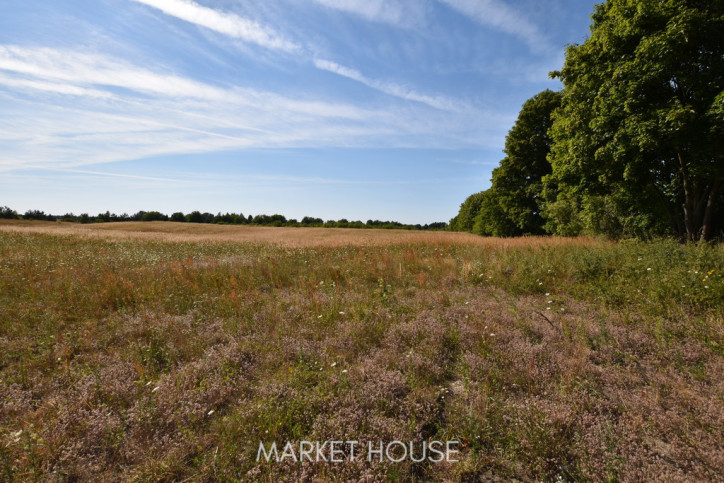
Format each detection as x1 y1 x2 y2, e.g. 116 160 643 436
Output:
0 0 596 224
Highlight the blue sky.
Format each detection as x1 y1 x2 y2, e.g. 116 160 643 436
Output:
1 0 595 224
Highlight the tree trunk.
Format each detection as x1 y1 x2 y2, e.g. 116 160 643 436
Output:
701 179 721 242
676 147 698 241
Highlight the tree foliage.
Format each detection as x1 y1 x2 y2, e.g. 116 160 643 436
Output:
474 90 561 236
449 191 485 232
0 206 19 219
452 0 723 241
545 0 724 240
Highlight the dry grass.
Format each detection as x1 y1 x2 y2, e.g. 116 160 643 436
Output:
0 219 604 248
0 221 722 481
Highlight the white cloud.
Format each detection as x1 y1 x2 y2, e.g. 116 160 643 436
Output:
314 58 462 112
130 0 299 52
438 0 552 54
0 45 507 173
310 0 426 26
0 45 229 100
0 46 379 120
0 73 114 99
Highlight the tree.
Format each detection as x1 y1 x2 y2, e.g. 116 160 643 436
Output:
545 0 724 240
170 212 186 222
302 216 323 225
23 210 54 221
0 206 19 219
141 211 168 222
474 90 561 236
186 211 204 223
449 191 486 232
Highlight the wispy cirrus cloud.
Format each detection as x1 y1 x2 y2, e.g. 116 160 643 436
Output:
0 46 503 172
0 45 379 120
129 0 300 52
0 45 229 100
314 58 463 112
0 72 114 99
437 0 552 54
309 0 427 27
125 1 465 114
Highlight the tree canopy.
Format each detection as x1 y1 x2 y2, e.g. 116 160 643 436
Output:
474 90 561 237
453 0 723 241
545 0 723 241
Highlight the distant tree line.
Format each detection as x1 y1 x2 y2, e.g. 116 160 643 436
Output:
0 206 447 231
451 0 723 241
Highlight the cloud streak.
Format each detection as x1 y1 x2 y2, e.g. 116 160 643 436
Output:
130 0 299 52
314 58 463 112
0 46 505 172
124 1 465 114
437 0 552 54
310 0 426 27
0 45 229 100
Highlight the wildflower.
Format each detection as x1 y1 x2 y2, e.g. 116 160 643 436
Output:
489 333 496 337
152 386 159 392
545 293 550 296
330 362 337 367
207 410 215 416
547 300 553 304
647 268 652 271
546 307 551 311
341 369 347 374
339 311 345 315
317 315 323 319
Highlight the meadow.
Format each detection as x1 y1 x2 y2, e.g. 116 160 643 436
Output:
1 221 723 481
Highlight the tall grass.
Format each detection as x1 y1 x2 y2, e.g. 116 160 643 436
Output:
0 228 722 481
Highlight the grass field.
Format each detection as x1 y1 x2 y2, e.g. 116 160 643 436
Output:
1 221 723 481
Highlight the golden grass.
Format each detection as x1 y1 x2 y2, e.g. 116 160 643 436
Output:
0 220 606 248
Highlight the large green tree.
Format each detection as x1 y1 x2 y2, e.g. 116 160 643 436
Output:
474 90 561 236
545 0 724 240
